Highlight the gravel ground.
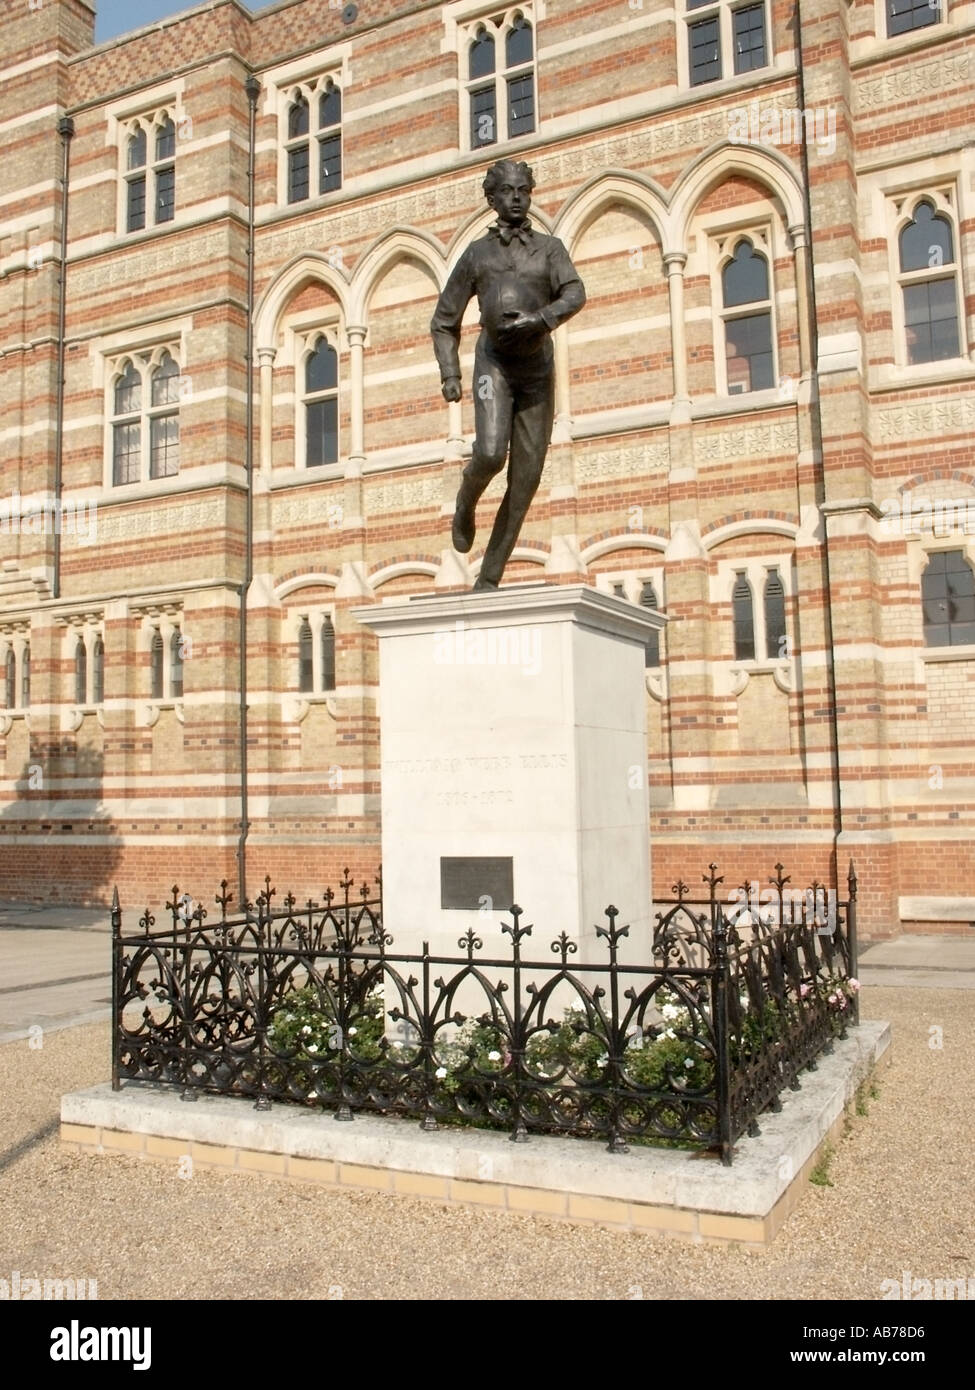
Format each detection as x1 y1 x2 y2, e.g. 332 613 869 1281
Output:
0 987 970 1301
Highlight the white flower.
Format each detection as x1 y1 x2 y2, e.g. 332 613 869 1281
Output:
661 1003 681 1021
301 1025 312 1035
307 1044 318 1054
684 1057 694 1069
664 1028 676 1040
435 1066 448 1079
597 1054 608 1068
348 1027 357 1037
488 1050 501 1061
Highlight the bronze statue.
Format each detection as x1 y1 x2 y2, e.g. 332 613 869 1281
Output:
431 160 586 591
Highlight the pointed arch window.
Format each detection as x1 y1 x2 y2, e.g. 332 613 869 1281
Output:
92 637 104 705
150 628 164 700
154 117 176 224
150 352 181 478
4 649 15 710
298 618 314 692
126 128 148 232
640 580 661 668
763 569 787 659
318 81 342 194
320 615 336 692
898 200 961 366
112 361 142 485
287 95 311 203
170 629 184 698
922 550 975 647
732 573 755 661
721 239 774 393
74 638 87 706
468 28 497 148
21 644 30 709
304 338 339 467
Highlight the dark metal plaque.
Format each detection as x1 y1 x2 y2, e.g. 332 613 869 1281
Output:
440 857 514 911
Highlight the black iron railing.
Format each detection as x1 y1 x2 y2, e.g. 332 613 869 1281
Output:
111 862 859 1164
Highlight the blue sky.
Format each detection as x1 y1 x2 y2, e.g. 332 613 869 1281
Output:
95 0 278 44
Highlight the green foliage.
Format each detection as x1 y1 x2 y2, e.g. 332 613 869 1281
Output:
268 983 385 1062
267 986 716 1105
809 1141 835 1188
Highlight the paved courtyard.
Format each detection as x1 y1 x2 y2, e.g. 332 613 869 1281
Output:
0 912 971 1300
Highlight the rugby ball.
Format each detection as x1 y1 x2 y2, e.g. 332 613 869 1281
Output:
479 272 547 358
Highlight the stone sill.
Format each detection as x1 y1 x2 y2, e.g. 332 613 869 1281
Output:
921 645 975 664
871 359 975 394
62 1020 890 1247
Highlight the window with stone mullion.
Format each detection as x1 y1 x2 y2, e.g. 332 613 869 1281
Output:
686 0 768 87
887 0 940 37
466 16 535 148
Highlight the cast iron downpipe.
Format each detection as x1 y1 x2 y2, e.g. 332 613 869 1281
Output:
793 1 845 890
53 115 75 601
237 75 261 905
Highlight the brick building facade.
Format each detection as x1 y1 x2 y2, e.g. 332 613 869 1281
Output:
1 0 973 935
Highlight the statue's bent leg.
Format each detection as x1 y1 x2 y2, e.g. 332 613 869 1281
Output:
477 368 555 589
453 354 512 554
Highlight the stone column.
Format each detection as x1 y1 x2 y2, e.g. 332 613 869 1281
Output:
345 324 367 472
788 224 814 387
664 251 691 415
257 347 276 474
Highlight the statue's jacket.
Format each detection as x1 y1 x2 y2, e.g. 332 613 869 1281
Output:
430 220 586 385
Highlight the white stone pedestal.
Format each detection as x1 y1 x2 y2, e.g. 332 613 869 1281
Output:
353 585 664 966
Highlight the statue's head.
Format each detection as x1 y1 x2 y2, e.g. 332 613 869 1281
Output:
483 159 535 223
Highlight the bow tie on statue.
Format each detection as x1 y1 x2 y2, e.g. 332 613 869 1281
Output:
492 220 534 246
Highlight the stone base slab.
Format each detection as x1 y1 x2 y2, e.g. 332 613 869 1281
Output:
61 1020 889 1246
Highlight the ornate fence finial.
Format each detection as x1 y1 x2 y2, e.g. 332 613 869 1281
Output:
215 879 233 921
